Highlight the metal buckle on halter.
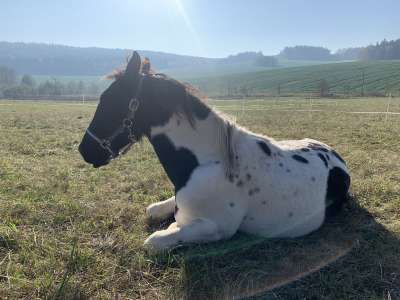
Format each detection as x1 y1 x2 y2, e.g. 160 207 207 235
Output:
123 118 133 128
129 98 139 112
100 139 111 149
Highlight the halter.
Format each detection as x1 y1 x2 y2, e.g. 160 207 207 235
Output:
85 74 144 159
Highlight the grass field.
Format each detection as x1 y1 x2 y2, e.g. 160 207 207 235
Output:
1 98 400 299
190 60 400 97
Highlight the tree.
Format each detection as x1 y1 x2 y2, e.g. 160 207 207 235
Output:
240 86 249 97
88 82 100 95
279 46 332 61
319 79 330 97
77 80 85 94
0 66 16 86
360 38 400 60
38 79 65 96
21 74 36 87
3 85 33 99
66 80 78 95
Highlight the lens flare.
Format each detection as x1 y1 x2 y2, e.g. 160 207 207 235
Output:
172 0 206 56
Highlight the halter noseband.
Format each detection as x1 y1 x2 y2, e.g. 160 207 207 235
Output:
85 74 144 159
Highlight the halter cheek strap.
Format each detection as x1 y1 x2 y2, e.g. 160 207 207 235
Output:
85 74 144 159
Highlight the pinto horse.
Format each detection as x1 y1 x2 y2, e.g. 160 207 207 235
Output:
79 52 351 252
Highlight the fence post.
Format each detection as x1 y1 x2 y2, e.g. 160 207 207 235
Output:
385 93 392 122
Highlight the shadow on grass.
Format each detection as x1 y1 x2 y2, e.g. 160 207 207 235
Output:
151 196 400 300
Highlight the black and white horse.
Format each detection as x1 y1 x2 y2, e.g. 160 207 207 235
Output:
79 52 351 252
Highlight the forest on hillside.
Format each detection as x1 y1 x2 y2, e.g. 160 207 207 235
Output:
279 39 400 61
0 66 101 99
0 42 277 77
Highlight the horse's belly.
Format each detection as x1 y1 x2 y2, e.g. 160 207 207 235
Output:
175 163 248 237
238 187 326 238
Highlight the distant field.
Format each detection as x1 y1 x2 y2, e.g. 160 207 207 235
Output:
191 60 400 97
0 98 400 299
29 59 340 85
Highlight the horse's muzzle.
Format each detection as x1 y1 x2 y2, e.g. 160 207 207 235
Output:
78 132 110 168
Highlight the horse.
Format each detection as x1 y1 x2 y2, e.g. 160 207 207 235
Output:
79 52 351 252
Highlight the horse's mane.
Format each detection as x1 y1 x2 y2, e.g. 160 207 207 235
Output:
153 73 239 176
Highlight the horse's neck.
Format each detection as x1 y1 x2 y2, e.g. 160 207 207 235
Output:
148 112 225 164
147 111 231 191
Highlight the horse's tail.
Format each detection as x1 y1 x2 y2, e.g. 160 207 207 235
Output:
325 167 351 218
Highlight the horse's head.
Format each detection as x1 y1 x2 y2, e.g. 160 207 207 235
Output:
79 51 147 167
79 51 196 168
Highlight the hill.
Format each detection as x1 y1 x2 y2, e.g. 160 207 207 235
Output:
189 60 400 97
0 42 282 78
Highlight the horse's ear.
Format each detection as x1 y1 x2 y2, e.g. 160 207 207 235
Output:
142 57 151 75
125 51 142 79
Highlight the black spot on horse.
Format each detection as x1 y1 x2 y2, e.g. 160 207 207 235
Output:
248 189 254 196
214 161 220 164
257 141 271 156
246 173 252 181
261 200 267 205
286 169 291 173
279 162 284 167
309 142 328 152
229 202 235 208
288 212 294 218
325 154 330 161
292 154 309 164
317 153 328 168
254 187 260 194
301 148 310 152
331 150 346 164
150 134 199 192
311 176 316 182
190 94 211 120
325 167 350 218
236 180 244 187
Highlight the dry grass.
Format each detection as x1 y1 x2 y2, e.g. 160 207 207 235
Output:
0 98 399 299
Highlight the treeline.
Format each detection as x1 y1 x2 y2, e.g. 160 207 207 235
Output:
0 42 280 77
360 39 400 60
279 46 364 61
225 51 278 67
0 66 102 99
279 46 333 61
280 39 400 61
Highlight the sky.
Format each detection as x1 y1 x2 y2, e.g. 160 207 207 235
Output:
1 0 400 58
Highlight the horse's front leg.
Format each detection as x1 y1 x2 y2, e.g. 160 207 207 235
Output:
146 196 176 221
143 218 222 252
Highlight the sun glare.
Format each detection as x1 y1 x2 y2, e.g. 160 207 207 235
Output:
171 0 206 56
